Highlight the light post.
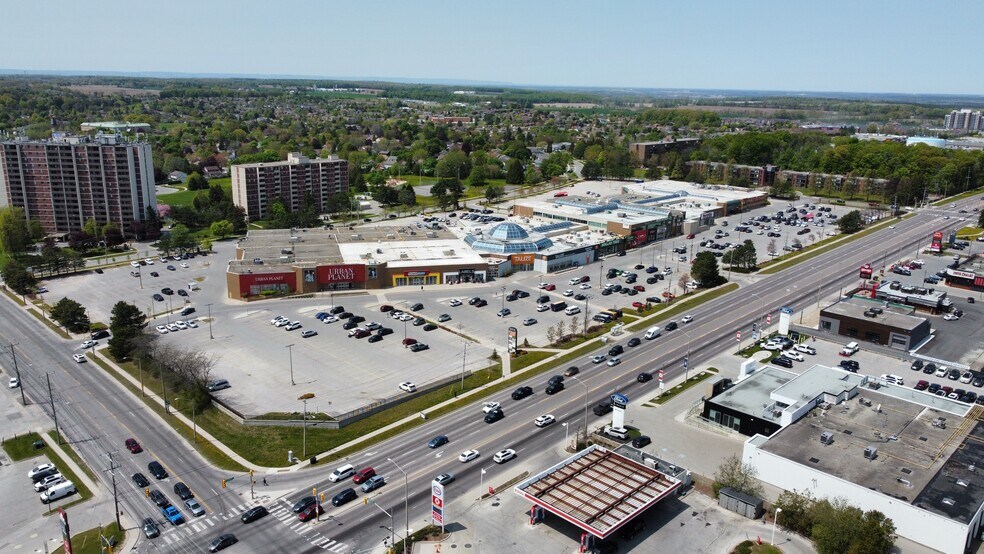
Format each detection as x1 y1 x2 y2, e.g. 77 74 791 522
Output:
562 422 570 448
679 328 693 381
286 344 295 386
298 393 314 458
570 375 589 442
598 259 604 285
206 303 214 339
582 295 592 336
771 507 783 545
166 295 172 324
387 458 410 545
500 285 507 314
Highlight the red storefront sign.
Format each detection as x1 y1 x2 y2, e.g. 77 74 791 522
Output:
240 272 297 289
631 229 648 247
316 264 366 283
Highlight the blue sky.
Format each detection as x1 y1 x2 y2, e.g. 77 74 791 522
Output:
2 0 980 95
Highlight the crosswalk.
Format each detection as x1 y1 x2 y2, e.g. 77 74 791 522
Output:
155 500 348 551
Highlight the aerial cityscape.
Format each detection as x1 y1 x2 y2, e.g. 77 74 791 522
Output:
3 2 984 554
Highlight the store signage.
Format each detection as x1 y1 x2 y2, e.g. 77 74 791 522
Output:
405 270 429 277
317 264 366 283
511 253 535 264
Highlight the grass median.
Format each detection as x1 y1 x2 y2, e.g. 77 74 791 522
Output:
52 522 124 554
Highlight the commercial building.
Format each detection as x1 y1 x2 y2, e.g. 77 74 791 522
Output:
0 134 156 234
818 297 932 350
944 109 984 132
739 362 984 554
227 226 488 299
231 152 348 221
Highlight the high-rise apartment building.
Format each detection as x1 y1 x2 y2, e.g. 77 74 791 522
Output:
943 109 983 131
0 134 156 235
231 153 349 220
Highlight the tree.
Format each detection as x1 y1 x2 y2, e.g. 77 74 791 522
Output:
186 172 208 191
505 159 525 185
713 454 763 498
1 259 36 294
398 184 417 207
108 301 147 361
0 207 31 255
50 297 90 333
485 184 504 203
169 224 196 252
545 324 557 345
767 238 778 255
435 150 471 182
103 224 125 247
677 273 691 293
83 218 100 238
569 315 579 338
210 220 234 239
773 490 816 536
979 209 984 230
468 163 487 187
838 210 865 234
690 251 722 287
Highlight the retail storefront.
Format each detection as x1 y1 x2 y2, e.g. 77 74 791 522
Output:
393 270 441 287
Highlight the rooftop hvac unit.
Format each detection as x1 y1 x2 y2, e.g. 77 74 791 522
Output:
350 234 362 240
376 248 383 254
426 232 437 238
644 457 659 470
400 253 409 259
443 250 455 256
820 432 834 445
864 446 878 460
617 212 627 218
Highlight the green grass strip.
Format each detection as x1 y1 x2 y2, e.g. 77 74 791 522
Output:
51 522 125 554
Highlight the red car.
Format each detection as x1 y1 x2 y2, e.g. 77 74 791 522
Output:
553 191 568 197
544 284 556 291
632 301 645 309
353 467 376 484
298 503 324 522
914 380 929 391
686 233 695 239
125 438 142 454
402 338 417 346
633 285 646 292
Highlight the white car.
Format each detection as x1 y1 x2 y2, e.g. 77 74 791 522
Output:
186 320 199 328
180 262 190 269
961 372 974 384
662 268 672 276
271 316 287 325
390 311 404 319
285 321 302 331
399 382 417 393
399 313 414 322
80 340 97 349
167 323 180 332
482 402 501 414
9 377 19 388
458 450 480 463
174 321 188 330
274 319 291 327
493 449 517 464
537 283 548 289
943 313 959 321
34 474 64 492
130 261 141 268
534 414 556 428
681 315 694 324
449 298 462 307
784 351 804 362
322 315 338 324
522 318 537 326
563 289 574 297
579 283 591 290
155 325 169 334
72 354 87 363
144 258 154 265
607 357 621 367
759 341 782 351
935 366 949 378
536 304 550 312
159 256 168 263
793 344 816 355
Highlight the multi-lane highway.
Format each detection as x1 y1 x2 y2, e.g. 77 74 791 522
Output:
2 198 975 553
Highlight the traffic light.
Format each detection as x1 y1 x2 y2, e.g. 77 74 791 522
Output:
145 488 150 497
312 487 317 497
320 493 325 502
249 469 254 478
363 496 368 505
221 479 227 489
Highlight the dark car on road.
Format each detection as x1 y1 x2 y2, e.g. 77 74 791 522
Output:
208 533 238 552
564 366 580 376
292 496 317 513
428 435 449 449
142 517 160 539
331 488 358 507
512 386 533 400
91 329 110 340
174 482 193 500
637 372 653 383
627 337 641 347
241 505 268 523
545 381 565 395
150 489 169 507
665 321 678 331
132 473 150 488
148 461 168 479
484 408 505 423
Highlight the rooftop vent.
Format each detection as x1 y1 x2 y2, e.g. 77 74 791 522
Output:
957 479 970 488
864 446 878 460
942 497 956 506
350 234 362 240
820 432 834 445
400 253 409 259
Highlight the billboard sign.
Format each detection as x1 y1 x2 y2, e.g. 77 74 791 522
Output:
431 482 445 527
611 393 629 409
508 327 518 354
930 230 943 253
58 508 72 554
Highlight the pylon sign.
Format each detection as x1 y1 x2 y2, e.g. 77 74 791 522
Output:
431 482 444 526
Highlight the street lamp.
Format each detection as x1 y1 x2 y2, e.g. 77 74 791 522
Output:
500 285 507 314
298 393 314 458
679 328 693 381
570 375 589 442
771 507 783 545
206 303 214 340
286 344 296 386
582 295 592 336
387 458 410 545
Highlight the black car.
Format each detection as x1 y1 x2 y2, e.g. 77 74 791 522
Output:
474 299 488 307
548 375 564 386
484 409 505 423
564 366 580 376
545 381 565 395
413 317 426 326
209 533 238 552
468 297 481 305
773 356 794 368
337 312 353 319
505 294 518 302
410 303 424 311
150 489 169 507
331 488 358 507
342 321 358 330
143 517 160 539
910 360 923 371
665 321 678 331
132 472 150 488
162 287 174 295
512 386 533 400
367 334 383 343
148 461 168 479
91 329 110 340
646 277 658 284
838 359 859 371
179 307 196 316
593 402 613 416
177 289 188 297
637 372 653 383
350 315 366 324
377 327 394 336
152 293 164 302
923 362 937 375
240 505 268 524
601 289 612 296
646 296 662 304
174 482 193 500
428 435 449 448
608 345 624 356
627 338 641 347
973 376 984 388
631 436 652 449
949 369 962 380
292 496 317 513
330 306 345 315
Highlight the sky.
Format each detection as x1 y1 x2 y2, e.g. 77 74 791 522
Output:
2 0 982 95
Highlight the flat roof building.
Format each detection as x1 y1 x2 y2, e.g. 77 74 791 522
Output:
819 297 932 350
0 134 156 234
231 152 348 221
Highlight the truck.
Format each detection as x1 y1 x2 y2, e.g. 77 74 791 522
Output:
839 342 859 357
550 301 567 312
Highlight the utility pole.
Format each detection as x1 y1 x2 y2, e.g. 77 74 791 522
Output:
46 374 60 443
12 342 25 406
138 358 144 397
459 342 467 391
161 370 169 414
108 451 121 529
206 303 214 339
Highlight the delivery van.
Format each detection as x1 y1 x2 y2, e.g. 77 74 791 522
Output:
644 326 662 340
40 480 76 504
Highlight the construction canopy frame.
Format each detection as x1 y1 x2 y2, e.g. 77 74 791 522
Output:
514 445 681 539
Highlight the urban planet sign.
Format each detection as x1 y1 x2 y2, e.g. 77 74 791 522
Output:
317 264 366 283
611 393 629 409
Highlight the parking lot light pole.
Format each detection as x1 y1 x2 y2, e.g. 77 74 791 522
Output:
771 507 783 545
599 259 604 285
286 344 296 386
500 285 507 314
206 303 214 339
298 393 314 458
387 458 410 545
570 375 589 441
679 328 693 381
